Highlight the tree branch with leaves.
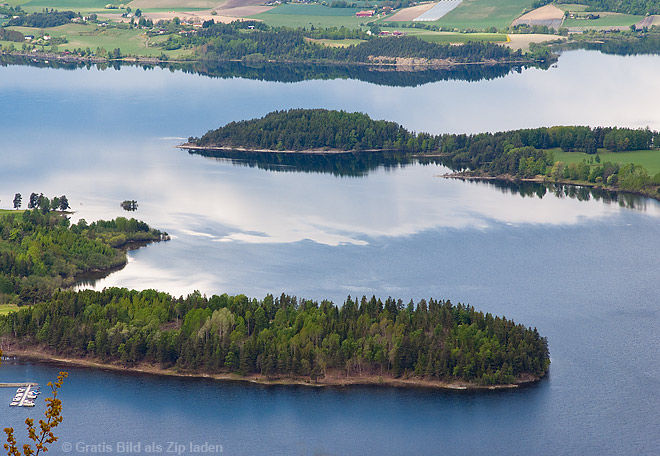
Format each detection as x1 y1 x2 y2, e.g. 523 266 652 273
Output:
1 350 67 456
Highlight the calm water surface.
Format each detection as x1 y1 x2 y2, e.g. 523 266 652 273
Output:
1 50 660 455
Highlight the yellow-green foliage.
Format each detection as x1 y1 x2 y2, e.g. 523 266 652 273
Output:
2 362 68 456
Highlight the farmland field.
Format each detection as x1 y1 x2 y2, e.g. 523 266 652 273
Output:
252 4 375 29
552 148 660 175
17 0 124 13
562 13 643 28
378 27 507 43
433 0 531 30
5 23 191 57
555 4 590 12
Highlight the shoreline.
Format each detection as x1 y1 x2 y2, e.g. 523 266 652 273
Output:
177 144 403 155
3 346 542 391
0 50 538 70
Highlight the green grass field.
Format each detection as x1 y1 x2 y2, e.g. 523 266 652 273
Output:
562 13 643 28
252 4 375 29
8 0 123 13
379 27 507 43
433 0 531 30
0 209 22 216
22 0 121 8
0 304 20 316
552 148 660 175
6 23 192 57
555 4 590 12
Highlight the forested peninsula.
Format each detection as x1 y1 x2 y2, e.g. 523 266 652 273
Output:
183 109 660 198
1 288 550 388
0 197 168 304
0 193 549 389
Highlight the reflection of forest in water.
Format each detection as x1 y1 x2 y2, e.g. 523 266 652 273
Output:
187 148 445 177
0 55 535 87
555 34 660 57
480 180 651 211
190 148 653 210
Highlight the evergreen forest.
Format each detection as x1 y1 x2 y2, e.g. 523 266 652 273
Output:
2 288 550 386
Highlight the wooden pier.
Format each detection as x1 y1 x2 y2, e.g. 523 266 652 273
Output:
1 382 39 388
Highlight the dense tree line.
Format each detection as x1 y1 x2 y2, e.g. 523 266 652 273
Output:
191 110 658 156
1 288 550 385
436 126 659 181
191 109 428 151
0 203 168 304
161 20 530 65
0 28 25 43
6 10 77 28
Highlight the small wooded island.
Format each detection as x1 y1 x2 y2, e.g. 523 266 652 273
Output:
182 109 660 198
0 194 549 389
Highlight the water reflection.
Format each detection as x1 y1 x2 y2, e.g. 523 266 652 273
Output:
188 148 655 212
0 54 534 87
475 180 652 212
186 148 443 177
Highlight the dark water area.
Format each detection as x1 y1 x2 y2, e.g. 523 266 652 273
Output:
1 50 660 455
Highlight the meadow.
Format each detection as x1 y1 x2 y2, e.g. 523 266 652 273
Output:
252 4 375 29
4 23 191 57
562 13 643 28
379 27 507 43
552 148 660 175
6 0 123 13
433 0 531 30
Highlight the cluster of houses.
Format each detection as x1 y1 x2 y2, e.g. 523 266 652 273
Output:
356 6 393 18
379 30 406 36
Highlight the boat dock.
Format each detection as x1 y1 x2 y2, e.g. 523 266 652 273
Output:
8 384 40 407
1 382 39 388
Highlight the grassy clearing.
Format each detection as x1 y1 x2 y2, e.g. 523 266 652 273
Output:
552 148 660 175
0 304 20 316
17 0 123 13
432 0 531 30
562 13 643 28
0 209 22 217
262 4 362 17
22 0 121 8
252 4 374 29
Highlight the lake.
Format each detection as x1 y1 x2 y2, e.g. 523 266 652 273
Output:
1 50 660 455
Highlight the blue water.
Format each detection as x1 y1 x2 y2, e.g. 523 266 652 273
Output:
1 50 660 455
